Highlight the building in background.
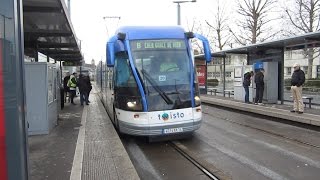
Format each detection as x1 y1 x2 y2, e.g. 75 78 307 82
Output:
284 49 320 79
205 54 247 91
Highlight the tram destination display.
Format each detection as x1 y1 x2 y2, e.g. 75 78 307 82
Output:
131 39 186 51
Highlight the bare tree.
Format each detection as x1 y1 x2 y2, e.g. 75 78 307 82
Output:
284 0 320 79
231 0 277 45
205 0 231 81
205 0 231 51
186 18 213 53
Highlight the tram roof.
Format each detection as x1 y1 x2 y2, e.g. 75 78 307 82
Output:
23 0 83 62
116 26 187 40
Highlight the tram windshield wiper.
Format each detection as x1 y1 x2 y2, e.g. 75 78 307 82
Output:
166 91 181 95
141 69 173 105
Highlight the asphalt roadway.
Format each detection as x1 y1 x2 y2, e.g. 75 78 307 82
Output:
122 104 320 180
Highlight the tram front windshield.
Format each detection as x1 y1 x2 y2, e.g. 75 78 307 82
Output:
130 39 193 111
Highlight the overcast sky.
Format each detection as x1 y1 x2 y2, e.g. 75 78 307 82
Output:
69 0 285 64
69 0 237 63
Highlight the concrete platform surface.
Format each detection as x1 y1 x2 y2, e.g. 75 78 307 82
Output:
201 95 320 127
29 92 139 180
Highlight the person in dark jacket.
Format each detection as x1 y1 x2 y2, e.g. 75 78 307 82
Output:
290 63 305 114
78 74 90 105
63 72 70 103
86 75 92 103
254 68 265 105
243 71 254 103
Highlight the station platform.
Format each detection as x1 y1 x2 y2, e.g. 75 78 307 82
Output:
201 94 320 127
28 90 139 180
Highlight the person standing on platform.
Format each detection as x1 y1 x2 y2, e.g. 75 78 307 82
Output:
86 75 92 103
254 68 265 105
63 72 70 103
78 74 90 105
290 63 305 114
243 71 254 103
68 72 77 105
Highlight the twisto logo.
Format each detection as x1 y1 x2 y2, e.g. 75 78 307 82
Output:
162 113 169 121
158 112 185 121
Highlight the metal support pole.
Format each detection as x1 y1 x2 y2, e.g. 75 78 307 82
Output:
68 0 71 17
47 55 49 62
223 55 226 97
34 48 38 62
60 61 63 83
280 48 285 104
177 3 181 25
2 15 5 39
173 1 196 25
205 62 208 94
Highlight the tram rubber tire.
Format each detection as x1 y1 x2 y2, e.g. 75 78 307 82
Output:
113 109 124 138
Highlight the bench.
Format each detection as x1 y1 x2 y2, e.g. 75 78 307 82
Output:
224 90 234 98
290 96 313 108
208 88 217 96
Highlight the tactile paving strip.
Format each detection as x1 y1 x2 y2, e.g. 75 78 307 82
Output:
81 95 139 180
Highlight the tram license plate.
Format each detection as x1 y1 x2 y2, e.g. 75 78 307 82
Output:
163 128 183 134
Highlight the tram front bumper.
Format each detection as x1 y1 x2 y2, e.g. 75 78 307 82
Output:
118 120 202 136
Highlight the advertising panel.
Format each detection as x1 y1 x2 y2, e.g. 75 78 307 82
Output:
196 65 206 88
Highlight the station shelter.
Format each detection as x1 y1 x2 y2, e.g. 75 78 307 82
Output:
195 31 320 105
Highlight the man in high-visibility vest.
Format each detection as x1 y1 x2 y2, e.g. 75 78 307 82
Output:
68 72 77 105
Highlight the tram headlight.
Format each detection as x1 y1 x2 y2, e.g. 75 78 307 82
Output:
126 99 143 111
194 96 201 106
127 101 137 108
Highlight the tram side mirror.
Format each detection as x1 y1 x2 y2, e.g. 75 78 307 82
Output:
107 35 126 67
107 42 115 67
106 35 117 67
193 33 212 63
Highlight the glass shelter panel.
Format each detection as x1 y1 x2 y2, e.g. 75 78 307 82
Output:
207 54 247 96
1 0 28 179
284 49 320 105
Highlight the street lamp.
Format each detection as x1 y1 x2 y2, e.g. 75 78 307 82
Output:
173 0 196 25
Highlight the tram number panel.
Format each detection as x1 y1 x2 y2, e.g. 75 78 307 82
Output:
163 128 183 134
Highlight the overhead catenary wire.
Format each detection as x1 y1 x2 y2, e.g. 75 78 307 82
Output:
102 16 121 38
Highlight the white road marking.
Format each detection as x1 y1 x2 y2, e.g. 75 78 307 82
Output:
252 139 320 169
70 106 88 180
205 115 320 169
199 134 289 180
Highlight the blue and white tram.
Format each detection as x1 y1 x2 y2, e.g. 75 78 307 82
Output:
97 26 212 136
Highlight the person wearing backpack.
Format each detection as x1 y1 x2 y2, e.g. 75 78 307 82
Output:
243 71 254 103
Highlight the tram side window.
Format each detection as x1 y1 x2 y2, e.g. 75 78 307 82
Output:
115 53 136 87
